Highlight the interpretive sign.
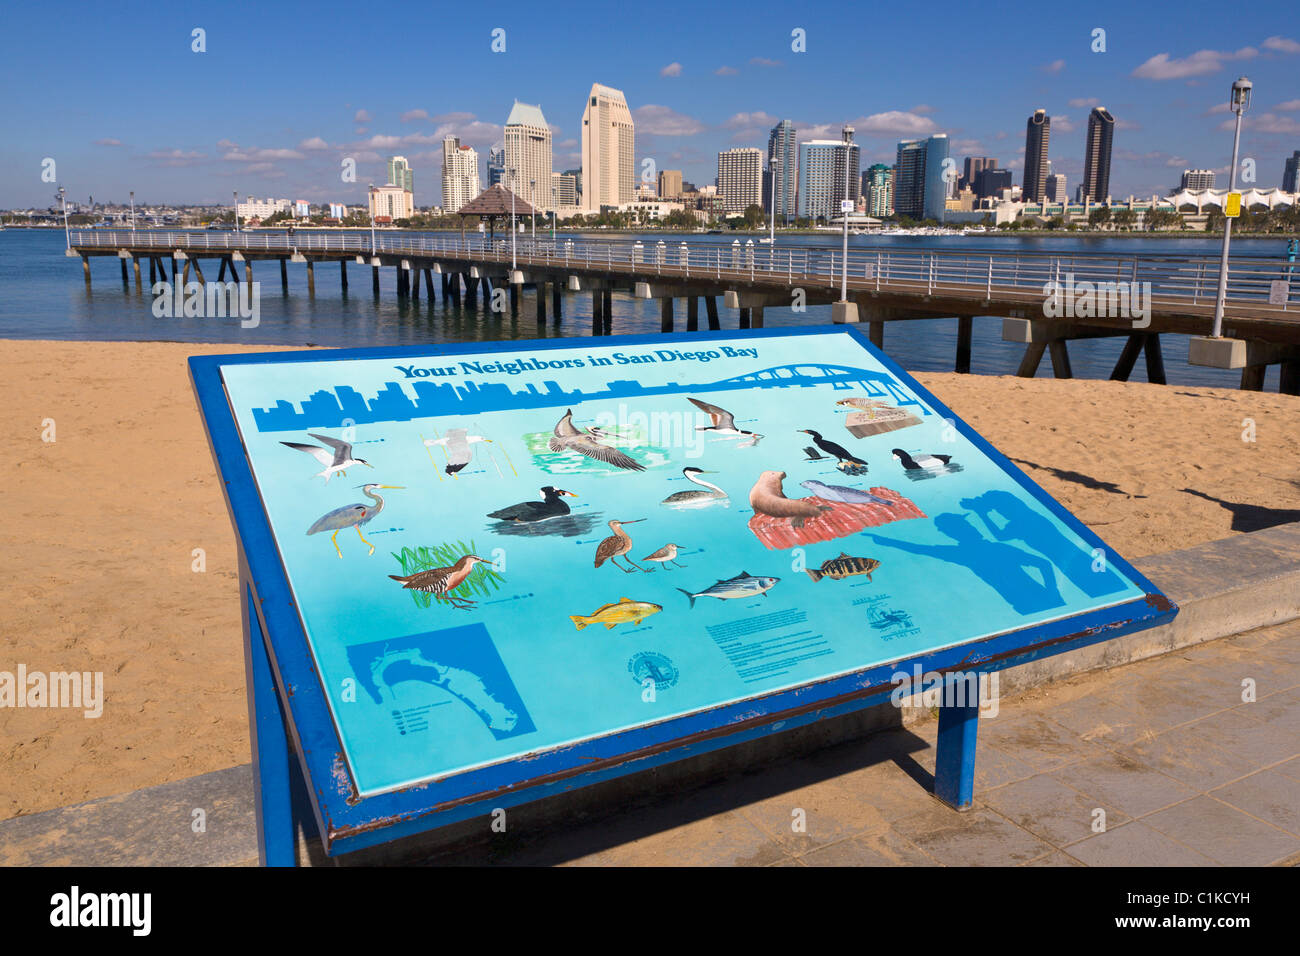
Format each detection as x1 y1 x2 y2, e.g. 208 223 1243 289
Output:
192 326 1174 863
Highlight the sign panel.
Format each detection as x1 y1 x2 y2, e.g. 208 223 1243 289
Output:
219 330 1148 797
1224 191 1242 217
1269 279 1289 305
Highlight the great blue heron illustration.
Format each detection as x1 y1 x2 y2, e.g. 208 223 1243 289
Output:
423 428 492 476
281 433 372 482
307 483 403 558
548 409 646 472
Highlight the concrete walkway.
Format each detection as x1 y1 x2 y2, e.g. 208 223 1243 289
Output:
2 615 1296 866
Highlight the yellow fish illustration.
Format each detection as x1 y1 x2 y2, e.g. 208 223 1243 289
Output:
570 597 663 631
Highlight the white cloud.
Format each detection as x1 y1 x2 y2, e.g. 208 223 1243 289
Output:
1222 112 1300 134
660 62 683 77
222 147 305 161
632 104 706 135
1262 35 1300 54
715 65 738 76
354 109 372 123
1115 118 1141 130
1276 99 1300 111
1068 97 1100 108
401 109 429 122
857 110 937 135
95 138 122 147
1041 59 1065 74
749 57 782 68
298 137 329 150
724 111 779 129
911 104 936 115
147 149 204 167
1051 115 1076 133
1133 46 1257 80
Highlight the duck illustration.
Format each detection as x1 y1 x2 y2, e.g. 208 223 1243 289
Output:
548 409 645 472
688 398 763 447
798 429 868 476
388 554 490 609
594 519 648 572
487 486 577 522
891 448 953 471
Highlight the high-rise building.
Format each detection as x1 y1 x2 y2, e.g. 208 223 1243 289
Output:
562 168 583 205
962 156 997 192
1047 173 1068 203
581 83 635 210
1282 150 1299 193
1023 110 1050 203
862 164 894 217
973 167 1013 200
657 169 683 199
1180 169 1216 191
893 135 949 221
551 171 578 208
440 136 480 214
386 155 414 194
487 145 505 187
797 127 860 221
717 147 763 213
765 119 797 223
504 101 553 212
368 183 413 220
1081 107 1115 202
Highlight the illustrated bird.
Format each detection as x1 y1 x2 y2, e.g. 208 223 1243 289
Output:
798 429 869 476
891 448 953 471
307 483 403 558
388 554 489 609
642 543 686 570
836 397 895 417
802 446 829 462
281 433 372 482
424 428 491 475
594 519 647 572
687 397 763 446
661 467 728 505
487 486 578 522
548 409 645 471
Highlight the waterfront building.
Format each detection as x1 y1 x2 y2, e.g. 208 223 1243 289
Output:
961 156 997 192
504 101 553 212
386 156 414 194
441 136 480 214
1047 173 1068 203
581 83 635 210
1179 169 1215 191
562 168 583 205
327 202 347 219
1023 110 1050 203
765 119 797 222
863 163 894 217
552 171 579 209
658 169 683 199
368 183 413 221
1081 107 1115 202
1282 151 1300 193
893 134 949 221
487 145 505 188
972 167 1012 200
717 147 764 213
798 127 860 221
235 197 292 219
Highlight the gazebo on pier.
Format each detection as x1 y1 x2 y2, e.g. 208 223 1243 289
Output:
455 183 539 241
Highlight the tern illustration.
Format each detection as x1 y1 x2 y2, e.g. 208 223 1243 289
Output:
687 397 763 446
281 433 372 483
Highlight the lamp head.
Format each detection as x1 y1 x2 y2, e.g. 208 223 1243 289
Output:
1231 76 1252 113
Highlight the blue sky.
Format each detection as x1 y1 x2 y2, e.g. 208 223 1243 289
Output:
3 0 1298 208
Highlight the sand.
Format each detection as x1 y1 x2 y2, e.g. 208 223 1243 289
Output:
2 338 1297 820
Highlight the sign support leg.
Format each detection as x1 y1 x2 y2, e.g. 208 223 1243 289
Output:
934 688 979 810
242 575 297 866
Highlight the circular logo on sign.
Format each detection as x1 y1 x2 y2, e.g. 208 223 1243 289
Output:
628 651 678 690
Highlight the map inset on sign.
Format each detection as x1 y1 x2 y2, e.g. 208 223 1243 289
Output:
220 331 1146 797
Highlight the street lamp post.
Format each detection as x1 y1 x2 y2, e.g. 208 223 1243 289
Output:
530 178 536 240
233 191 241 234
367 183 376 255
129 190 135 234
768 155 779 244
840 127 854 303
1211 76 1251 339
59 186 69 250
509 168 517 269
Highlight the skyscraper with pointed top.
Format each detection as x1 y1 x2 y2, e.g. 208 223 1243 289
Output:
1081 107 1115 202
581 83 635 211
504 101 553 212
1023 110 1050 203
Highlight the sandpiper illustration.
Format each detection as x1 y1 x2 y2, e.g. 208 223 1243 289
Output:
282 433 372 482
389 554 490 609
424 428 492 475
642 543 687 570
548 409 646 471
688 397 763 447
594 519 648 572
307 484 403 558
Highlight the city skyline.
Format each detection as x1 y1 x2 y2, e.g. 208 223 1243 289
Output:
4 1 1300 209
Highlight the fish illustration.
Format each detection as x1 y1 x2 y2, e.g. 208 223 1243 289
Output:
806 553 881 583
677 571 780 609
570 597 662 631
799 479 898 507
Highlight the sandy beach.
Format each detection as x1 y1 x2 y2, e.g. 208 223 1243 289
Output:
2 338 1297 820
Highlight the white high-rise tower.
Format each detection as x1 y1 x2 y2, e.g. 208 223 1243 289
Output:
504 101 553 212
581 83 635 211
441 136 480 214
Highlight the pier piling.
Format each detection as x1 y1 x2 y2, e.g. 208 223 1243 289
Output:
739 307 750 329
660 297 673 332
340 259 348 292
132 256 141 290
307 260 315 297
552 283 562 319
687 296 699 331
705 296 720 330
82 255 91 289
280 259 288 292
120 257 129 285
955 316 972 373
752 305 764 328
869 320 884 348
371 265 380 296
536 282 547 322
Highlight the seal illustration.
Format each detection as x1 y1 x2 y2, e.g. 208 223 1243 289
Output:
748 470 833 529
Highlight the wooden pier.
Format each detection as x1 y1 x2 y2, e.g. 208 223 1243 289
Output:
68 230 1300 393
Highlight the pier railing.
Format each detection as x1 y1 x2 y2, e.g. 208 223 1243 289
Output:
69 230 1297 312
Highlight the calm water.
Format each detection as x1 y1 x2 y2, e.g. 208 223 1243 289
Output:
1 227 1292 388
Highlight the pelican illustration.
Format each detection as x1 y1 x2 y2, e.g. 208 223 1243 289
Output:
307 484 403 558
389 555 489 609
548 409 645 471
661 467 728 506
594 519 647 572
687 397 763 446
424 428 492 475
281 433 372 482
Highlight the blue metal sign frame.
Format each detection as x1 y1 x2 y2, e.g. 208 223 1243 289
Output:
190 325 1175 865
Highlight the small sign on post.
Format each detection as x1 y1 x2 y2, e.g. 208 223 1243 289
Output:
1224 192 1242 218
1269 279 1289 305
840 200 854 213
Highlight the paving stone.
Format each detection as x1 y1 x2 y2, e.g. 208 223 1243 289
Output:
1186 707 1299 766
800 828 939 866
890 804 1055 866
1022 850 1084 866
1142 795 1300 866
978 713 1108 773
1210 770 1300 837
1067 820 1217 866
1111 723 1261 790
980 774 1131 848
1050 751 1199 817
